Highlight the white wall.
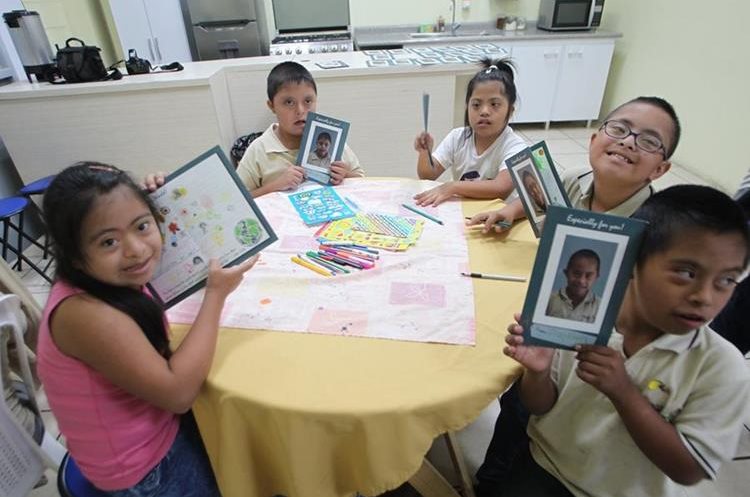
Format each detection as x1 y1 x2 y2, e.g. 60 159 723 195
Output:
599 0 749 191
260 0 541 34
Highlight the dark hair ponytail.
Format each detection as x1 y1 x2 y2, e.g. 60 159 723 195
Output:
463 57 517 139
43 162 171 358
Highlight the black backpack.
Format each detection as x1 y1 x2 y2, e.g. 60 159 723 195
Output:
54 38 121 83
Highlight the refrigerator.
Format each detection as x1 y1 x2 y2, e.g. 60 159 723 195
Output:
180 0 262 60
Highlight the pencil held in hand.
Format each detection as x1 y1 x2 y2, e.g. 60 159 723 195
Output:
422 92 436 169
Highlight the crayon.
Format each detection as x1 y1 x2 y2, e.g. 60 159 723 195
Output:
292 255 332 277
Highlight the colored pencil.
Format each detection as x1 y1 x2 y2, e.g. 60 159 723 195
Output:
323 248 374 268
306 252 349 274
422 92 436 169
402 203 443 225
461 272 526 283
464 216 512 229
291 255 332 277
319 252 365 269
351 244 379 254
313 253 353 272
319 239 354 246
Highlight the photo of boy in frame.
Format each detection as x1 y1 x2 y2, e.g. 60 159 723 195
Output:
545 248 601 323
512 160 550 226
522 168 548 216
301 125 341 171
534 231 621 335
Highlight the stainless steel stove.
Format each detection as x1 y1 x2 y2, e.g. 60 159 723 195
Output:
268 0 352 56
269 31 353 56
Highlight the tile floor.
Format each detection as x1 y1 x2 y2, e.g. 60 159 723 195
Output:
13 123 750 496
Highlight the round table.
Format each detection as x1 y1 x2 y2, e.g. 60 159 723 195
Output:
171 194 538 497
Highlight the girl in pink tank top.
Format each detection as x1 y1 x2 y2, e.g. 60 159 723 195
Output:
37 163 258 496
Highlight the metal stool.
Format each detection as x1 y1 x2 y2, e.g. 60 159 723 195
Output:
0 196 52 283
18 174 56 260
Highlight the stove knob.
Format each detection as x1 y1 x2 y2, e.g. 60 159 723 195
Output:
340 44 348 51
331 45 338 52
274 49 282 55
295 47 302 54
309 47 317 53
321 46 328 53
285 48 292 55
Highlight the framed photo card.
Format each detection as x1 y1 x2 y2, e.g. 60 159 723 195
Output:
507 148 552 237
520 206 647 349
147 146 277 308
296 112 350 185
507 144 571 237
529 141 571 209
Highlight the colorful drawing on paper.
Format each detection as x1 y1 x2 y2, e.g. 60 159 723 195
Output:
148 149 276 307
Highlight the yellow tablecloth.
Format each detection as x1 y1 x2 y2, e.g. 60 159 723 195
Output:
171 195 539 497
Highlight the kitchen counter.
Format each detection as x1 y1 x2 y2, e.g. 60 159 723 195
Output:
0 50 487 100
354 22 621 49
0 28 620 185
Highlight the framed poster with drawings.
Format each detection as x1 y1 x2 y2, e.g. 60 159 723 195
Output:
147 146 277 308
520 206 647 350
296 112 350 185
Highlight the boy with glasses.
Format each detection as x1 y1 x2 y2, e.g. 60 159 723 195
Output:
472 96 682 497
467 96 680 233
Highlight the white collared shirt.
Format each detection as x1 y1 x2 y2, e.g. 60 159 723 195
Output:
528 327 750 497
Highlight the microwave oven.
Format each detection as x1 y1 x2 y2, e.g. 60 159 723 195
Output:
537 0 605 31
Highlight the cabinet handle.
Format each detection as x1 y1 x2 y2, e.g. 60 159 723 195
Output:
567 50 584 59
148 38 155 61
154 37 162 63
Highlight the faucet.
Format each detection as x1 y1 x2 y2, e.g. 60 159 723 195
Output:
450 0 461 35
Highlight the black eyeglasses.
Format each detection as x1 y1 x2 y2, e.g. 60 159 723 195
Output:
599 120 667 156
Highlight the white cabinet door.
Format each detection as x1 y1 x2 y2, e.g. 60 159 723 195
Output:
143 0 191 63
551 43 614 122
511 45 562 124
108 0 155 62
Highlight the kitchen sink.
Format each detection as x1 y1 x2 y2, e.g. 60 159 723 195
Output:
408 31 489 38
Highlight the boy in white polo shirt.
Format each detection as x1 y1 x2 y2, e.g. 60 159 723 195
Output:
502 185 750 497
